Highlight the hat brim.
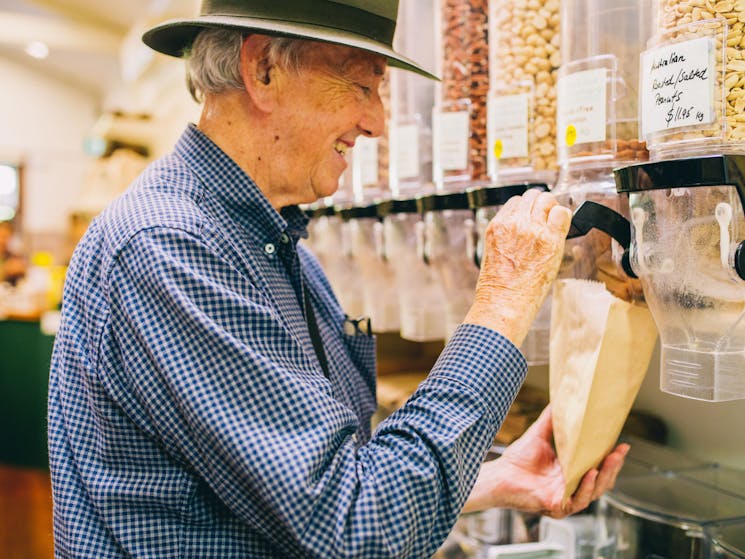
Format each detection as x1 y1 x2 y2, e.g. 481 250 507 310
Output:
142 15 439 81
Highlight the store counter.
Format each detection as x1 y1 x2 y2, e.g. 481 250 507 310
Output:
0 318 54 469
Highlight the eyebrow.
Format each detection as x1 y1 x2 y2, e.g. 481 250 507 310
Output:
337 53 387 78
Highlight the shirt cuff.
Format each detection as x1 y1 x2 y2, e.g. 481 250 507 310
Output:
426 323 528 426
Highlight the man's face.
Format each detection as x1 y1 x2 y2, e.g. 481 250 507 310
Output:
271 43 386 204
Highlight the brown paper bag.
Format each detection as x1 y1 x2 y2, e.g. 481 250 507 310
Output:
549 278 658 503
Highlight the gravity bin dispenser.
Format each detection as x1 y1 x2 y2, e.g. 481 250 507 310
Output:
568 155 745 402
613 155 745 402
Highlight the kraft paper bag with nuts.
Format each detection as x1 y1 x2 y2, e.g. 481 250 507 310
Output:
549 278 658 503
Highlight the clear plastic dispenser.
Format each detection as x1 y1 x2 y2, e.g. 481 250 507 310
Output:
338 203 400 333
467 183 552 364
614 155 745 401
415 192 477 341
642 0 745 160
438 0 490 186
388 0 436 200
305 202 364 317
488 0 561 186
304 203 335 270
556 0 653 168
378 198 446 342
595 469 745 559
552 0 652 302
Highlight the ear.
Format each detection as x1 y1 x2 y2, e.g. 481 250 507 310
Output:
239 34 278 113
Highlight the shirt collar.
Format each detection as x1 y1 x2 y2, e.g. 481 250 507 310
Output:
174 124 309 242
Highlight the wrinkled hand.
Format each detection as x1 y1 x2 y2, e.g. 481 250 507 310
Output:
464 189 571 346
462 405 629 517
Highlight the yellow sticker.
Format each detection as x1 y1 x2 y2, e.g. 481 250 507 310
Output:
565 125 577 147
493 139 503 160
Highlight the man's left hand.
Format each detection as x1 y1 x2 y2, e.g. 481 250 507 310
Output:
462 405 629 517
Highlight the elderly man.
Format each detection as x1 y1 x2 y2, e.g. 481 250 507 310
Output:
48 2 627 557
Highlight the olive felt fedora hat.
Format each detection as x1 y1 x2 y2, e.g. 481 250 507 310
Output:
142 0 438 80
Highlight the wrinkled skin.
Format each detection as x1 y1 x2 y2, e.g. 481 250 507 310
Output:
461 192 628 516
464 188 571 346
463 406 629 517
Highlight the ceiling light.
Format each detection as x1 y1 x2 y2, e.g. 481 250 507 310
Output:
25 41 49 60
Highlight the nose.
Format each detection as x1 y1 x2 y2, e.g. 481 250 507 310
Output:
358 92 385 138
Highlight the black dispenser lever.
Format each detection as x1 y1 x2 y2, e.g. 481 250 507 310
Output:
735 242 745 281
566 201 637 279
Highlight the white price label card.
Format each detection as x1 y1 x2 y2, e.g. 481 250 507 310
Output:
393 124 420 180
433 110 470 171
557 68 608 147
488 93 529 159
641 37 716 136
355 136 379 186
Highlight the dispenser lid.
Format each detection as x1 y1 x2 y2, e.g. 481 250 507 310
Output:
375 197 418 217
337 203 378 221
614 154 745 205
466 183 547 210
620 436 710 477
680 465 745 499
605 470 745 528
709 521 745 557
309 204 336 218
415 191 470 213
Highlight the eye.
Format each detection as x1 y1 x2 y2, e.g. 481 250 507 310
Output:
356 83 372 97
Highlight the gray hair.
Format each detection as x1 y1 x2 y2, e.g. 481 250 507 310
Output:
185 28 308 103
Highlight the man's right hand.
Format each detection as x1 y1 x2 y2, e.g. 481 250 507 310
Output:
463 189 571 346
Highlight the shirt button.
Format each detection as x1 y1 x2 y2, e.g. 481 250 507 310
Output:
280 233 290 244
264 243 276 255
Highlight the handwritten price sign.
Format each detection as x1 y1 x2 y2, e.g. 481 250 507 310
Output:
641 37 716 137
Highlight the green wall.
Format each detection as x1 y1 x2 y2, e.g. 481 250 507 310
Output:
0 320 54 469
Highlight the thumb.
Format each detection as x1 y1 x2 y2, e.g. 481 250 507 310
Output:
525 404 553 440
547 205 571 237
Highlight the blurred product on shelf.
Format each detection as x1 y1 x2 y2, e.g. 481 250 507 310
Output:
381 196 447 341
0 249 65 321
440 0 490 184
596 464 745 558
75 147 149 216
0 220 26 286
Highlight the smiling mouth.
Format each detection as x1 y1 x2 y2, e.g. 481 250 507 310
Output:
333 141 349 156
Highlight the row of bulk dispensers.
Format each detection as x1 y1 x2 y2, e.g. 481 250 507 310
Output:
306 0 745 402
305 182 552 361
306 150 745 402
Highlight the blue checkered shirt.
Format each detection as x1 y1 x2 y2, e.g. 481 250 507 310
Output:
48 124 527 558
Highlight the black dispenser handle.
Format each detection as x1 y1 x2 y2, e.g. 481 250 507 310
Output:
736 241 745 281
566 201 637 279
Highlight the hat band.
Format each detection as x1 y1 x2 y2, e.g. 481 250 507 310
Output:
201 0 396 45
